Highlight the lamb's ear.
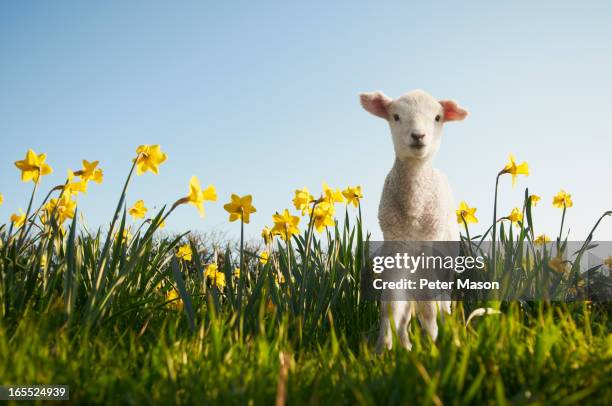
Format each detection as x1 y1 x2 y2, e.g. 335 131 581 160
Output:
360 91 392 119
439 99 469 122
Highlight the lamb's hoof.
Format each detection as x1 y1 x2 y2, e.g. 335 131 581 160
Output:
375 338 392 354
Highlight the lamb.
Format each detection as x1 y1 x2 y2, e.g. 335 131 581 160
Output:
359 89 469 352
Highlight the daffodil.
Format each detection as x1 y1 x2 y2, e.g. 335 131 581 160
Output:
501 153 529 187
548 254 569 274
0 193 3 206
506 207 523 227
274 271 285 286
322 182 346 205
534 234 551 246
186 176 217 217
311 202 336 233
530 194 541 206
14 149 53 183
204 263 226 289
134 144 167 175
165 288 184 311
223 194 256 224
271 209 301 241
456 201 478 224
233 268 240 278
260 251 269 265
65 170 88 196
261 226 273 245
604 256 612 270
176 244 193 261
44 195 77 225
129 200 148 220
293 187 314 215
11 210 26 228
342 186 363 208
114 228 132 244
74 160 103 184
553 190 573 209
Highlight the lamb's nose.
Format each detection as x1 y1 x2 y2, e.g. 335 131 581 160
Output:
411 133 425 141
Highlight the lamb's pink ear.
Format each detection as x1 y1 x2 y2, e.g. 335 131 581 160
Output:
360 91 392 119
439 100 469 122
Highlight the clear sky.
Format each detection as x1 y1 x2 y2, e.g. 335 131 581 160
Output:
1 1 611 242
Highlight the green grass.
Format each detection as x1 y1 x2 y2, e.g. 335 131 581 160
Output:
1 159 611 404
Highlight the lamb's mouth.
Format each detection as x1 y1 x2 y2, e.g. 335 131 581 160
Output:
410 143 426 149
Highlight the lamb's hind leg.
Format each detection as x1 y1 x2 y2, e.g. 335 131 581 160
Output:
376 301 413 353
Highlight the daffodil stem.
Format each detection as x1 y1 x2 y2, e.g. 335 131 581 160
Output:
585 211 612 242
558 205 567 245
237 217 244 310
17 180 40 247
462 217 475 258
21 184 67 250
491 173 501 273
89 158 138 321
303 200 319 275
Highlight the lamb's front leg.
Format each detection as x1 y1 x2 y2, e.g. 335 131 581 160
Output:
376 301 413 352
417 301 438 341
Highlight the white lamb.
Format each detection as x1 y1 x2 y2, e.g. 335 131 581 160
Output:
359 89 469 352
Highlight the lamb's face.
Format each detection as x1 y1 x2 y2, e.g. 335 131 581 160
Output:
360 89 469 161
388 91 443 160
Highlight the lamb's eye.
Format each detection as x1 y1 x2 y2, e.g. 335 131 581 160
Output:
393 114 400 122
435 114 441 122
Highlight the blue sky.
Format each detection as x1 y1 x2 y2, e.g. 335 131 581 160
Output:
1 1 611 241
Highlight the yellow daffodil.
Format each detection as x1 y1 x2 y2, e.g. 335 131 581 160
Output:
342 186 363 208
233 268 240 278
65 170 88 196
74 160 103 184
534 234 551 246
112 228 132 244
186 176 217 217
176 244 193 261
14 149 53 183
0 193 3 206
128 200 148 220
165 288 184 311
155 219 166 229
552 190 573 209
11 210 26 228
456 201 478 224
311 202 336 233
506 207 523 227
134 144 167 175
293 187 314 215
548 254 569 274
261 226 273 245
322 182 345 205
274 271 285 286
501 153 529 187
604 256 612 270
204 263 226 289
271 209 301 241
45 195 77 225
530 194 541 206
223 194 256 224
260 251 269 265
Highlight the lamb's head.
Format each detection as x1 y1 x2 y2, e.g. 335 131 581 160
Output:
360 89 468 161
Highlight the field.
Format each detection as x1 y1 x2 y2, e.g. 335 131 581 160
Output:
1 147 611 404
